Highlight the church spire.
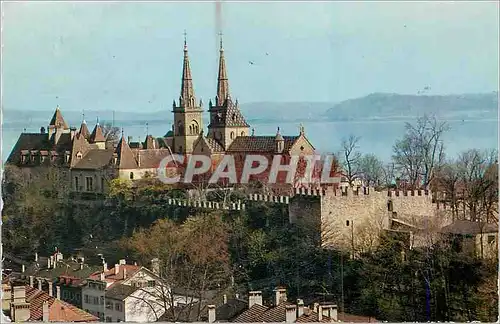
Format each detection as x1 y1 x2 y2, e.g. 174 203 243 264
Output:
179 30 196 109
216 31 230 107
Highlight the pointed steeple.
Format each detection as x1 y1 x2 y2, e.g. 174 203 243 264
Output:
216 31 230 107
90 118 106 143
115 133 138 169
49 105 69 129
79 120 90 139
179 31 196 109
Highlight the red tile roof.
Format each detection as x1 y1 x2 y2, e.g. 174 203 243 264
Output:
24 285 98 322
88 264 140 288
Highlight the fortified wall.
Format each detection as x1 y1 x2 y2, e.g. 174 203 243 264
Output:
288 186 452 252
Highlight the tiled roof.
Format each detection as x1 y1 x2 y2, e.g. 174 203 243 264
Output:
134 149 172 169
226 136 298 153
105 283 138 300
338 312 378 323
24 285 99 322
23 259 102 281
115 136 138 169
216 298 248 321
440 220 497 235
232 303 269 322
208 98 249 128
88 264 140 287
79 122 90 139
72 149 114 169
89 124 106 143
6 132 72 165
49 108 69 129
206 137 225 152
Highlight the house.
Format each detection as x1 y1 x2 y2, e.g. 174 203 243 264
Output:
2 281 98 322
440 220 498 259
82 259 199 322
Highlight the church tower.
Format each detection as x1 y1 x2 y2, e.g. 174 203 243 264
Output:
172 34 204 154
207 34 249 150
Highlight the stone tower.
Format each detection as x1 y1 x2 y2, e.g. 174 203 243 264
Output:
172 34 204 154
207 34 249 150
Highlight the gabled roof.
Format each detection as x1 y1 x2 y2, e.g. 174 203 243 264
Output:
232 303 269 322
49 107 69 129
89 124 106 143
23 285 99 322
226 136 298 153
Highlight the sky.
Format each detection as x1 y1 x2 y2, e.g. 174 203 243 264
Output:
1 1 499 113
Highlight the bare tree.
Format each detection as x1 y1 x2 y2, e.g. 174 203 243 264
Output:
392 114 449 189
359 154 385 188
433 159 461 220
339 135 362 187
102 122 121 149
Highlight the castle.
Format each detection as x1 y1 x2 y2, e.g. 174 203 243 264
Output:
6 35 315 193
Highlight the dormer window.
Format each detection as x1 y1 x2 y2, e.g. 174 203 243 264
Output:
76 151 83 159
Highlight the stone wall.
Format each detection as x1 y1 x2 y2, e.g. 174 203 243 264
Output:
289 187 447 252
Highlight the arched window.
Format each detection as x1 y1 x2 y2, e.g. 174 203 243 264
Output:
232 114 236 121
230 131 235 139
190 120 199 135
241 131 245 136
179 145 183 152
387 200 393 212
189 125 193 135
177 121 184 135
130 172 134 180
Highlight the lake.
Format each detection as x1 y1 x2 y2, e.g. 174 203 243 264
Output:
2 118 497 163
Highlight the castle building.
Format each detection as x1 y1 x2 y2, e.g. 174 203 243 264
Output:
6 36 315 194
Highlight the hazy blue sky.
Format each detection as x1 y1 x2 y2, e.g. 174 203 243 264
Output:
2 1 499 112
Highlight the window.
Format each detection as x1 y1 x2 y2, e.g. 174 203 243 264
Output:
106 301 113 309
300 146 304 151
21 155 27 163
346 220 350 226
75 177 80 191
106 317 112 322
93 296 99 305
84 295 89 303
115 303 122 312
387 200 393 212
76 151 82 159
241 131 245 136
86 177 93 191
130 172 134 180
101 178 105 191
230 131 234 139
41 156 46 163
100 296 104 305
488 235 495 244
31 154 36 163
147 280 156 287
179 146 183 152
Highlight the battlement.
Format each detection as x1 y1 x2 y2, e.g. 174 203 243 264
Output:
248 193 290 204
166 198 245 211
387 189 431 197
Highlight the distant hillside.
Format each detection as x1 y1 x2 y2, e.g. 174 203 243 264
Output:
324 92 498 121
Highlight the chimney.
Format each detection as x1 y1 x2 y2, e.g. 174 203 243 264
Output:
47 258 51 269
42 301 49 322
12 286 30 322
29 276 34 287
273 287 287 306
119 259 126 265
12 286 26 303
151 258 160 275
48 282 53 297
103 263 108 272
70 127 77 140
50 255 55 268
285 305 297 323
22 264 25 273
56 286 61 300
123 268 127 279
79 263 84 270
208 304 216 323
114 264 120 275
35 252 38 262
37 278 42 291
297 299 304 318
100 272 105 281
138 151 141 167
223 294 227 304
248 291 263 308
318 306 323 322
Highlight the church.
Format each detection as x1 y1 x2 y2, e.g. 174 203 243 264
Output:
6 36 316 194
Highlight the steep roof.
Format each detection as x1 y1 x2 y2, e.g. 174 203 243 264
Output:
115 136 138 169
6 132 73 166
49 107 69 129
79 121 90 139
24 285 99 322
134 149 175 169
89 123 106 143
226 136 298 153
209 98 249 128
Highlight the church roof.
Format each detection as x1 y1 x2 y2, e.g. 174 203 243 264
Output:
209 98 249 128
226 136 298 153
